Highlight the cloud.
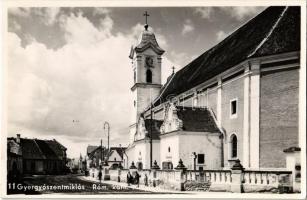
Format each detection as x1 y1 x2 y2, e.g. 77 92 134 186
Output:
182 19 194 35
9 7 60 26
8 7 31 17
194 7 213 19
93 8 111 16
216 30 229 41
7 9 176 157
34 7 60 25
10 20 21 31
220 7 265 20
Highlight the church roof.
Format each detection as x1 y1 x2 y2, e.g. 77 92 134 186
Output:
154 6 300 106
176 106 220 133
133 25 165 55
144 119 163 140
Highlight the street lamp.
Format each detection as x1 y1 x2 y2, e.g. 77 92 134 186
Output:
104 121 110 161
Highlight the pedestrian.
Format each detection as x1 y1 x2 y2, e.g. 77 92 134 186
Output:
98 169 102 183
127 171 132 186
144 174 148 186
135 171 141 188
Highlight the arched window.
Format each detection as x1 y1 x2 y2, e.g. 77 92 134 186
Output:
168 147 171 152
230 134 238 158
146 69 152 83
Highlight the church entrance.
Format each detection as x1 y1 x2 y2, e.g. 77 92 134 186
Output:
162 161 173 170
137 162 143 170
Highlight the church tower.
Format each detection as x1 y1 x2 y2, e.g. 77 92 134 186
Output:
128 17 165 143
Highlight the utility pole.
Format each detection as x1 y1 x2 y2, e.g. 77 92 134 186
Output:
150 103 153 169
104 122 110 160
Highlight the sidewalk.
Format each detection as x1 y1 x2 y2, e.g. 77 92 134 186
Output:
79 176 191 194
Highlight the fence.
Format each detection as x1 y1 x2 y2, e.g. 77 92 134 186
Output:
90 159 295 193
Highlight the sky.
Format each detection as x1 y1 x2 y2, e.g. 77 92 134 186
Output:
7 6 265 158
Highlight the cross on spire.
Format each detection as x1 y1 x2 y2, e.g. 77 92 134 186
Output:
172 66 175 74
143 11 150 25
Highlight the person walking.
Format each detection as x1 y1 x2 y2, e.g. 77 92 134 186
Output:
135 171 141 188
144 174 148 186
127 171 132 186
98 169 102 183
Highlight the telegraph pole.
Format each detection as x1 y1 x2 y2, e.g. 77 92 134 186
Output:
150 103 153 168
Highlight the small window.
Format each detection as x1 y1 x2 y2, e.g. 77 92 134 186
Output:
197 154 205 164
231 135 238 158
134 70 136 83
168 147 171 153
230 99 238 118
146 69 152 83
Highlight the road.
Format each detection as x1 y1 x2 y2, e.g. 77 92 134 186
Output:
8 174 156 195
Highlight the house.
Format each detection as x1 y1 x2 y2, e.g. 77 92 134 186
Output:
107 147 127 169
7 134 23 182
87 144 127 169
125 6 300 170
86 145 105 168
7 134 67 175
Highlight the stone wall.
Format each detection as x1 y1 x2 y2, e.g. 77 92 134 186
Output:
259 68 299 168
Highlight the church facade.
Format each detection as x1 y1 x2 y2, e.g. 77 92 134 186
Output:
125 6 300 171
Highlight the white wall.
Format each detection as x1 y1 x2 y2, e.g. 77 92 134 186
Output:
160 132 222 170
178 132 222 170
160 134 180 168
108 150 122 162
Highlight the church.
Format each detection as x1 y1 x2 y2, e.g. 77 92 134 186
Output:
124 6 300 171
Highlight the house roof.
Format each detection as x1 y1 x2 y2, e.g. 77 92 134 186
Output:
7 137 66 160
108 147 127 159
87 145 99 155
87 146 105 159
144 119 163 140
176 106 220 133
43 140 66 159
34 139 59 160
20 138 46 160
154 6 300 107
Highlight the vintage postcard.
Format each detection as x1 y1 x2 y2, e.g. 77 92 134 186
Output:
1 0 306 199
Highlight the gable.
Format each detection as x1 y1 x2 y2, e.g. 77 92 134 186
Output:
108 150 122 161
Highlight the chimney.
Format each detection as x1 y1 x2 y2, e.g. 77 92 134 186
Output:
16 134 20 143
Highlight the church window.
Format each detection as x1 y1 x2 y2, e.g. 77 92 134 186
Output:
198 154 205 164
230 98 238 118
134 100 136 107
146 69 152 83
230 134 238 158
168 147 171 152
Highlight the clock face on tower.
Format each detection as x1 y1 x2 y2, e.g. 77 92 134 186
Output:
145 56 154 68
